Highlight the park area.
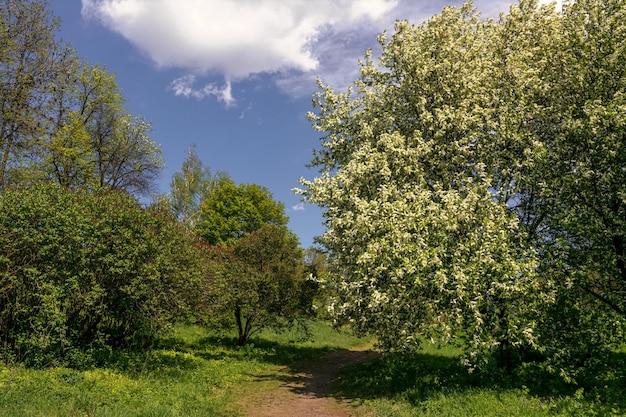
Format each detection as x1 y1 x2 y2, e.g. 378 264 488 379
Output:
2 0 626 415
1 322 624 416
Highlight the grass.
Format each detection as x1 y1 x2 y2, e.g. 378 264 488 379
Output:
0 321 365 417
2 322 624 417
333 342 626 417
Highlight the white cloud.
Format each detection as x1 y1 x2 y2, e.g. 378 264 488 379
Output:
169 75 234 106
81 0 397 79
82 0 546 103
292 202 306 212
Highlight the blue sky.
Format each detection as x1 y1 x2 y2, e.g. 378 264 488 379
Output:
49 0 556 248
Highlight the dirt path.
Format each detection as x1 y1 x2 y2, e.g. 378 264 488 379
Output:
242 348 379 417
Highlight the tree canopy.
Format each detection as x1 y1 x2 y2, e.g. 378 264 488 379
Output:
197 177 288 246
0 0 163 195
298 0 626 371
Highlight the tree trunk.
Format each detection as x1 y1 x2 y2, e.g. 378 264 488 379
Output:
235 306 255 346
0 120 13 188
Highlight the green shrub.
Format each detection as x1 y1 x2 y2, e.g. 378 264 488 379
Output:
0 184 205 366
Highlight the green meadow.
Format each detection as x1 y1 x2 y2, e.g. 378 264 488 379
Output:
0 322 363 417
1 321 624 417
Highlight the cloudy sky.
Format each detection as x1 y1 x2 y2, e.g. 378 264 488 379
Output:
50 0 558 248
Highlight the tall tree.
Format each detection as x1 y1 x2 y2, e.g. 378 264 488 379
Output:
47 64 164 195
169 145 227 229
298 0 626 371
0 0 77 188
0 1 162 195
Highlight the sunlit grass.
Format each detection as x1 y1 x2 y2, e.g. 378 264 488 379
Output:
0 321 365 417
3 322 623 417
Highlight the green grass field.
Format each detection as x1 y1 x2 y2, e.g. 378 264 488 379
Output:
1 322 624 416
0 321 365 417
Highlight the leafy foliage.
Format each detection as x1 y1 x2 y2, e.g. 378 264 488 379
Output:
298 0 626 372
0 184 204 366
0 0 163 195
230 224 306 345
197 177 288 246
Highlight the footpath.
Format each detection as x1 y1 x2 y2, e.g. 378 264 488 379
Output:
242 347 379 417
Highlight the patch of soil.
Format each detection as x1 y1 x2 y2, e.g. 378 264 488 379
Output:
243 347 379 417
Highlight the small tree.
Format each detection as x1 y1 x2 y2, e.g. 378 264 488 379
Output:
195 177 308 345
230 224 305 346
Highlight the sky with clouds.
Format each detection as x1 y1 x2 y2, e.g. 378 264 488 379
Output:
50 0 559 248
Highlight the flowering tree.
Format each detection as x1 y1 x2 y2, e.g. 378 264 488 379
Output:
298 0 626 371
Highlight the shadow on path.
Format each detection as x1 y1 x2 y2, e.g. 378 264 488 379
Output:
286 349 381 398
244 348 380 417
